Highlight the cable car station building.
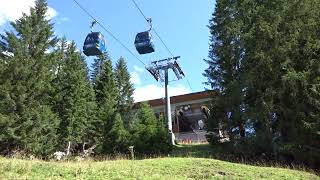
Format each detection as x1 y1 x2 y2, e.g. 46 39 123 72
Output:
143 91 213 143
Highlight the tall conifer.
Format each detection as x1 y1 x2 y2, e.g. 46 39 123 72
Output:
205 0 320 167
204 0 246 138
94 56 118 152
114 57 134 128
91 53 109 84
52 39 98 150
104 113 130 153
0 0 59 156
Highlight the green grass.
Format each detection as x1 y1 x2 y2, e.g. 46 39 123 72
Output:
0 157 318 179
0 145 318 179
172 144 215 158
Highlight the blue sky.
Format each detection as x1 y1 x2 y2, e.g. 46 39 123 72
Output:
0 0 215 101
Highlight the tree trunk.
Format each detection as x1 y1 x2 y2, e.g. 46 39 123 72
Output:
239 123 245 138
66 141 71 156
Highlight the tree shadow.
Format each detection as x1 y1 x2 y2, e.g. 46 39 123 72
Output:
171 143 319 175
171 144 216 158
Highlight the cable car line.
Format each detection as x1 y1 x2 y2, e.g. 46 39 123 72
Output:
71 0 184 91
185 78 194 92
130 0 194 92
72 0 166 92
71 0 146 66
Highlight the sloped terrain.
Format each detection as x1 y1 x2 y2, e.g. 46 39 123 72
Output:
0 156 318 179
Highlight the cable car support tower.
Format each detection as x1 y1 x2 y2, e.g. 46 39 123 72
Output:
146 56 185 145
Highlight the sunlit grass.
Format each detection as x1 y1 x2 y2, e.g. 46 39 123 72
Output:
0 156 318 179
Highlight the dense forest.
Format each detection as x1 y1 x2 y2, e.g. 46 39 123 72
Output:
0 0 170 158
204 0 320 168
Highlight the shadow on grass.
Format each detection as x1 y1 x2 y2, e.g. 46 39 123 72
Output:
171 143 319 175
171 143 246 162
171 143 242 161
171 144 215 158
172 143 282 164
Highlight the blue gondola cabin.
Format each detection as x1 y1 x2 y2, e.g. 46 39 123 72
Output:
134 31 155 54
83 32 106 56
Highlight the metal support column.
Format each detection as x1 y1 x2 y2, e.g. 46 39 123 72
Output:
165 68 175 145
146 56 184 146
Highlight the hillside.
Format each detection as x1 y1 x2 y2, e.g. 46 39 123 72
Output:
0 156 318 179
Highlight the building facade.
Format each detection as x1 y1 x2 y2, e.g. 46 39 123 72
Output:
145 91 213 143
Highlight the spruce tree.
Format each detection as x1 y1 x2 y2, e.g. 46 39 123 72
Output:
0 0 59 156
94 56 119 153
238 0 320 163
104 113 130 153
205 0 320 167
51 39 98 151
131 103 171 154
114 57 134 128
273 0 320 166
204 0 246 139
91 53 109 84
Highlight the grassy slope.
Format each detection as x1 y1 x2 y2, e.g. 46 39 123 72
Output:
0 145 318 179
0 158 318 179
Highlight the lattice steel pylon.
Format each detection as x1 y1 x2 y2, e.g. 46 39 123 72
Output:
146 56 184 145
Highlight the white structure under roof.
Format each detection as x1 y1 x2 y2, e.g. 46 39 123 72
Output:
143 91 215 143
2 50 14 57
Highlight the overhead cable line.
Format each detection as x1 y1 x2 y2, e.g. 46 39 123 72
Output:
185 78 194 92
71 0 166 91
130 0 194 92
71 0 146 66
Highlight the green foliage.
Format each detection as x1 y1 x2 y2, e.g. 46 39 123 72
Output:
204 0 246 139
0 0 59 156
131 103 171 154
205 0 320 168
0 0 175 158
94 56 119 153
95 57 118 117
104 113 130 153
0 114 15 154
21 105 60 156
51 39 98 150
91 53 109 84
114 57 134 128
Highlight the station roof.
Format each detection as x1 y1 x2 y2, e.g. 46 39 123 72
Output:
135 90 217 108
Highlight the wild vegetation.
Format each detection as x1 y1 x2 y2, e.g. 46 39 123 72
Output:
0 145 318 179
204 0 320 169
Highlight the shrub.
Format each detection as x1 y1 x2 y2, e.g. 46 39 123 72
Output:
104 113 130 153
131 103 171 155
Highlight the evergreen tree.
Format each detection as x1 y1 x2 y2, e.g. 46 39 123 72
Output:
153 115 172 153
91 53 109 84
239 0 320 164
0 0 59 156
51 39 98 151
114 57 134 128
204 0 246 139
131 103 171 154
205 0 320 167
94 56 119 153
104 113 130 153
273 0 320 166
